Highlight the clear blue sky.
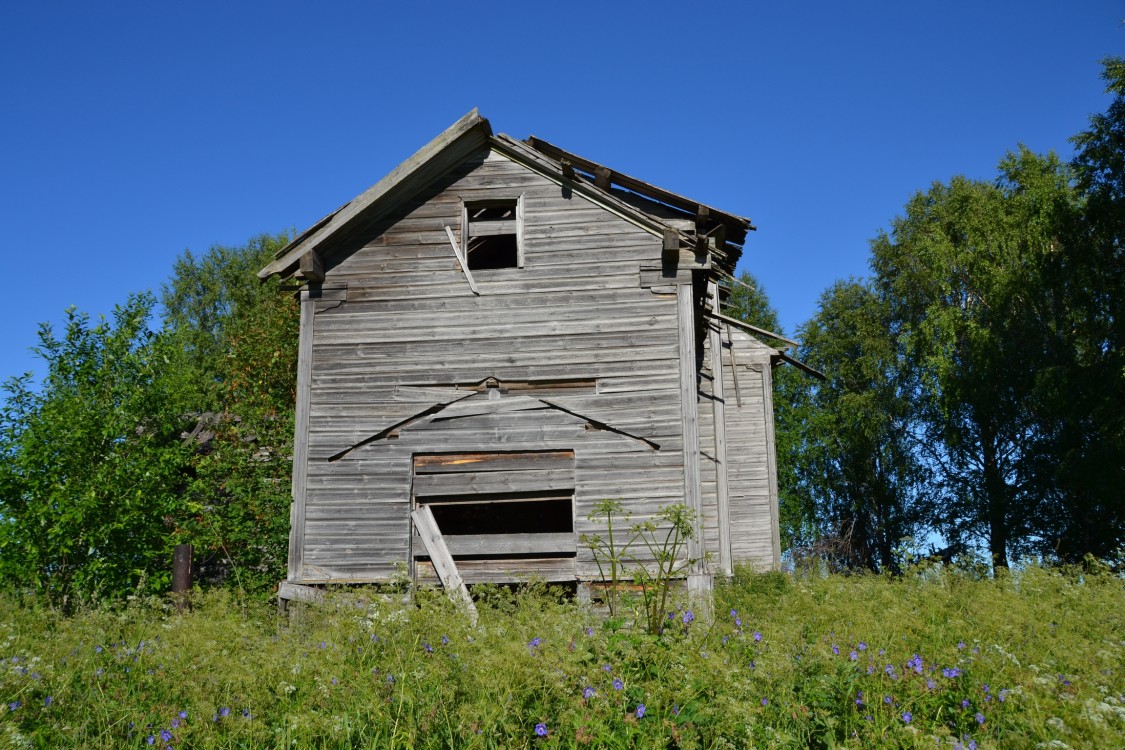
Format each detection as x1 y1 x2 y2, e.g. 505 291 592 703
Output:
1 1 1122 387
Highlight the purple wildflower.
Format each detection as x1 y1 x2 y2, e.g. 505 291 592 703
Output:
583 686 595 699
998 689 1009 703
753 631 762 642
849 650 858 661
884 695 893 704
423 643 433 654
857 641 867 651
8 701 20 712
171 719 180 728
761 698 768 706
529 637 541 648
957 641 966 650
832 645 840 655
942 667 962 678
975 712 985 725
602 664 611 672
613 679 624 691
636 704 646 718
962 699 971 709
926 678 936 689
585 627 594 637
682 611 695 624
179 710 187 720
44 696 52 707
220 707 230 717
441 635 449 645
161 729 173 742
535 722 547 737
146 737 155 746
902 711 912 723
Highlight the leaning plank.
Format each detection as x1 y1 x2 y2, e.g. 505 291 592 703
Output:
411 505 478 624
777 351 828 381
726 325 743 408
444 226 480 295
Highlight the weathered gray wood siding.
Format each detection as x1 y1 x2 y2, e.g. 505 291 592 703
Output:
699 330 780 570
292 148 697 583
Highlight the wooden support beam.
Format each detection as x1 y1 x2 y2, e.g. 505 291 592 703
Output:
707 309 799 348
594 165 612 190
411 505 478 625
708 281 732 576
677 283 710 594
695 205 710 234
777 351 828 381
662 228 679 266
726 324 743 408
299 250 325 284
560 158 575 180
444 225 480 295
278 581 324 605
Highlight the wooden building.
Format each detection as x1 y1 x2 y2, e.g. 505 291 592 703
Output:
259 110 789 597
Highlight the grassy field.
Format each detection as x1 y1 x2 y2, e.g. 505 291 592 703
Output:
0 564 1122 749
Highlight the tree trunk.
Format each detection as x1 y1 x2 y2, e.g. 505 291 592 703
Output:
981 434 1009 570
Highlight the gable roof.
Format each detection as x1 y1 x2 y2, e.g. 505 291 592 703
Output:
258 110 753 282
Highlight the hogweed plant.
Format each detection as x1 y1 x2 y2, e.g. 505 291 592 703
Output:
580 499 701 633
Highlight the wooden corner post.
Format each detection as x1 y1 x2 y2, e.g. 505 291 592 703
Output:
677 281 711 597
708 280 732 576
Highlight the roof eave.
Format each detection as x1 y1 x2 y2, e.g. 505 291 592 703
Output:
258 108 493 281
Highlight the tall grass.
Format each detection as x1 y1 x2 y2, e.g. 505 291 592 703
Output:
0 564 1121 748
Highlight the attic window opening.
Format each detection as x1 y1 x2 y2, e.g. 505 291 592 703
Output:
464 198 522 270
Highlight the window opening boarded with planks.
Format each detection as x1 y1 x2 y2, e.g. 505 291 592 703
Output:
411 450 576 584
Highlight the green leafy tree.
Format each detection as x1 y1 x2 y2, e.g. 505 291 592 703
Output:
791 280 929 572
1030 57 1125 561
161 233 299 596
0 295 191 602
868 150 1084 568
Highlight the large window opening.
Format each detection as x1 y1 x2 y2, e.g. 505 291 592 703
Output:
411 451 575 581
464 199 521 270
